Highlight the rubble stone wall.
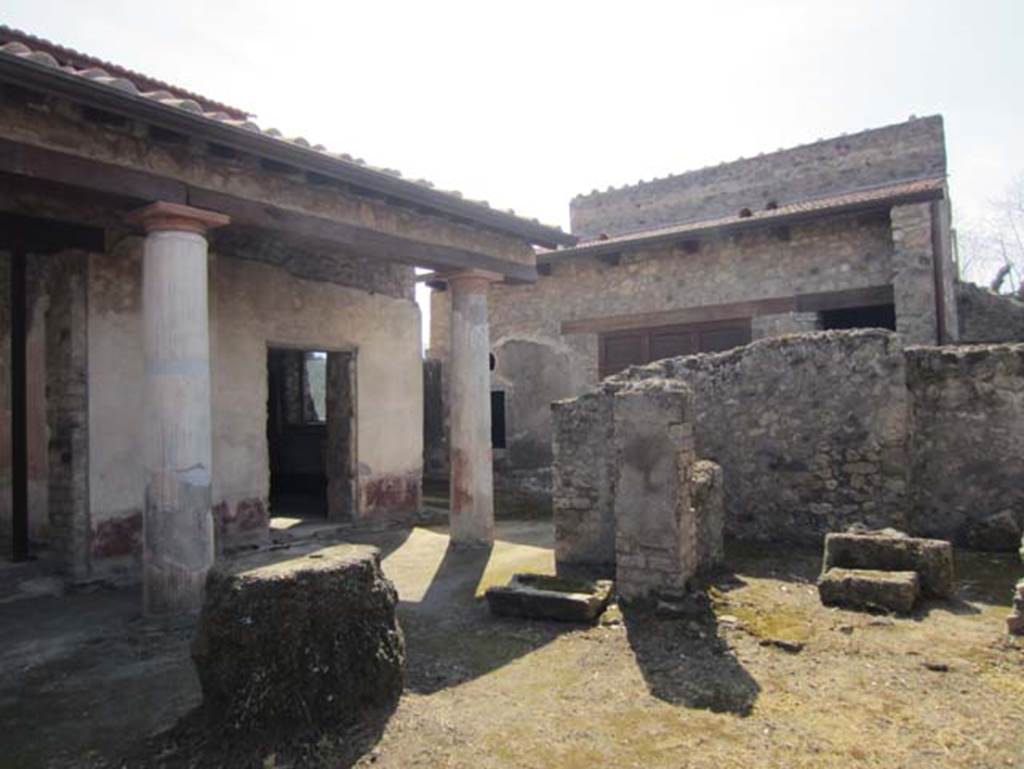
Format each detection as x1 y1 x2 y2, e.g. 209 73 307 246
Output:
554 330 1024 558
906 343 1024 545
552 391 616 576
610 330 912 544
957 282 1024 343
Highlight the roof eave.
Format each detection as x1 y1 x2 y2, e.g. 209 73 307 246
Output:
0 53 577 249
540 184 946 264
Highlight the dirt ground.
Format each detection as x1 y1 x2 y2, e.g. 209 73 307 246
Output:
1 519 1022 769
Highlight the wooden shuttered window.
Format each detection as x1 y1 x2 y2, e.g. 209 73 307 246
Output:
598 318 752 379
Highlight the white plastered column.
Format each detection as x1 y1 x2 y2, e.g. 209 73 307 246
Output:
446 270 500 547
128 202 229 614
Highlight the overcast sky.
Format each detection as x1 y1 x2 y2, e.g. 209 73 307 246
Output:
5 0 1022 285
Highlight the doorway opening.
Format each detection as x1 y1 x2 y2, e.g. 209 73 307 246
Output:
491 390 507 449
2 213 101 572
266 348 354 522
819 303 896 331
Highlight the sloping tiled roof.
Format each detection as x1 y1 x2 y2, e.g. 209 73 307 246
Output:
0 26 573 245
541 176 946 262
0 25 250 118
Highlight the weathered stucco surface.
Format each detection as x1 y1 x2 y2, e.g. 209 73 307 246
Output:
613 382 698 601
87 239 422 574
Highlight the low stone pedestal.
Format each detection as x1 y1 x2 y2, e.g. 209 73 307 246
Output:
818 567 920 614
192 544 404 734
486 573 613 623
613 382 698 602
822 528 955 598
692 459 725 572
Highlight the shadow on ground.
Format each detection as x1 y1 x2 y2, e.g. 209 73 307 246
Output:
720 538 822 586
622 601 760 716
396 538 574 696
119 697 399 769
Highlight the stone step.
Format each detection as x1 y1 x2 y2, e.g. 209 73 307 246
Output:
818 567 920 614
822 529 954 598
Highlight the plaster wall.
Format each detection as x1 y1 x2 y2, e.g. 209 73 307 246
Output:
87 239 422 573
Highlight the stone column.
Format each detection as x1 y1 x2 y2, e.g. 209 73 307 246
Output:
891 202 940 345
446 270 500 547
128 202 229 614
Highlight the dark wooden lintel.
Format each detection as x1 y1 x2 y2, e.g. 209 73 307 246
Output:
0 137 186 204
187 189 538 283
794 284 894 313
561 284 895 335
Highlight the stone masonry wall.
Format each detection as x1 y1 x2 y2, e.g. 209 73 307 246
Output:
429 205 954 494
554 330 1024 558
957 282 1024 343
428 211 907 484
553 380 724 591
906 344 1024 545
612 330 911 544
891 202 943 344
570 116 946 239
45 251 91 578
552 391 616 576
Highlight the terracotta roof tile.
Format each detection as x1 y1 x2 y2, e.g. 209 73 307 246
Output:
0 26 569 239
543 177 946 260
0 26 250 117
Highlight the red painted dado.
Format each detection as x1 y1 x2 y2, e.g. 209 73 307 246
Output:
91 512 142 559
362 474 421 516
215 497 269 542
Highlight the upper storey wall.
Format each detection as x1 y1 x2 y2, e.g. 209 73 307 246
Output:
570 116 947 239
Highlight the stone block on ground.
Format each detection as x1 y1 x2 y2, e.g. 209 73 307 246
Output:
818 567 921 614
691 460 724 572
1008 579 1024 636
192 543 404 734
486 573 613 623
822 527 955 598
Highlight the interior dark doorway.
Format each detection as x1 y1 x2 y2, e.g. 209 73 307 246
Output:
819 303 897 331
266 347 354 522
2 213 102 567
